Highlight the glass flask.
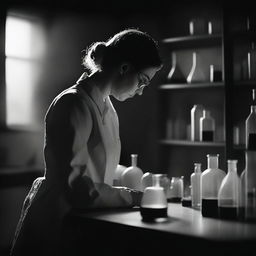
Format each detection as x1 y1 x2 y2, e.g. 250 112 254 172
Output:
218 160 240 220
245 105 256 150
245 150 256 222
120 154 143 191
248 41 256 80
140 174 168 221
167 51 186 83
191 163 202 209
201 154 226 218
187 52 204 83
141 172 153 192
191 104 204 141
168 177 184 202
199 110 215 142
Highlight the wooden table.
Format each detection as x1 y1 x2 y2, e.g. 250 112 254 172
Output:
60 203 256 256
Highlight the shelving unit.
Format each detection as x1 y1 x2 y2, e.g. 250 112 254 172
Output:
156 3 256 179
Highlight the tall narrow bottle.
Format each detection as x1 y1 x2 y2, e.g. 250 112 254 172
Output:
201 154 226 218
191 163 202 209
245 105 256 150
248 41 256 80
218 160 240 220
120 154 143 191
191 104 204 141
199 110 215 142
245 150 256 222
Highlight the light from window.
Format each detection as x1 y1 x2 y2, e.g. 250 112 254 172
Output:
5 13 45 128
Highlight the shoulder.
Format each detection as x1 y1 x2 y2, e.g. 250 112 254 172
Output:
45 85 91 122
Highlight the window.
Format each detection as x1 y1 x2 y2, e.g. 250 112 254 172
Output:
5 12 46 128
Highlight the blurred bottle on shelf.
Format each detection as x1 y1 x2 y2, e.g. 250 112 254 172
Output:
191 163 202 209
199 110 215 142
167 52 186 83
191 104 204 141
187 52 205 83
244 150 256 222
247 41 256 80
245 90 256 150
218 160 240 220
201 154 226 218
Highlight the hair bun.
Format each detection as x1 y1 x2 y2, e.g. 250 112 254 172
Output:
91 42 107 64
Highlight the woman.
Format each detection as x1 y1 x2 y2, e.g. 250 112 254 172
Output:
11 28 162 256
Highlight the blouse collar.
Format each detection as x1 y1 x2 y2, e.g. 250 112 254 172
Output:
76 73 108 117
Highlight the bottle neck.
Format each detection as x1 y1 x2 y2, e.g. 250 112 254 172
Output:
227 160 237 173
207 155 219 169
194 163 201 173
131 154 138 167
250 105 256 113
203 110 210 118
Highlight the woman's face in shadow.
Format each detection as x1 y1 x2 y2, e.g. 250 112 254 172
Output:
111 65 160 101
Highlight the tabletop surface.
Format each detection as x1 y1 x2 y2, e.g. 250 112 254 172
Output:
76 203 256 242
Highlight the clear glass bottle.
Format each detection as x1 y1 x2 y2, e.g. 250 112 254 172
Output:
245 105 256 150
187 51 204 83
248 41 256 80
239 168 246 220
218 160 240 220
201 154 226 218
191 104 204 141
199 110 215 142
140 174 168 221
169 177 184 202
191 163 202 209
120 154 143 191
245 150 256 222
141 172 153 192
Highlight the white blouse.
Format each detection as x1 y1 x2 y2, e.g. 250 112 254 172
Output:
43 73 133 208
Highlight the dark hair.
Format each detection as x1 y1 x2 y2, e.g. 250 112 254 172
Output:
82 28 162 73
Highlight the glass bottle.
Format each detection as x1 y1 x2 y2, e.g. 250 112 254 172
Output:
167 52 186 83
169 177 184 202
141 172 153 192
245 150 256 222
248 41 256 80
191 163 202 209
201 154 226 218
199 110 215 142
245 105 256 150
187 52 204 83
120 154 143 191
191 104 204 141
239 168 246 220
140 174 168 221
218 160 240 220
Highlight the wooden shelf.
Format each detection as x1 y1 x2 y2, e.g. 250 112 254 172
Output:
159 82 224 90
162 34 222 49
159 139 226 147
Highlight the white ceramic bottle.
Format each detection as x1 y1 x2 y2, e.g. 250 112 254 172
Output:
120 154 143 191
191 163 202 209
218 160 240 220
201 154 226 218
